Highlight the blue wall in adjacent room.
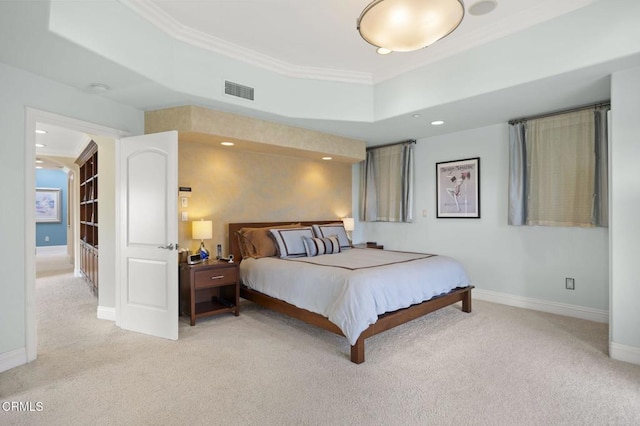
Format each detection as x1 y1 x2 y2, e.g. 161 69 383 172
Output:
36 169 68 247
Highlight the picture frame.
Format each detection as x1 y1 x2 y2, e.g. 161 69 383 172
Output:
35 188 61 223
436 157 480 218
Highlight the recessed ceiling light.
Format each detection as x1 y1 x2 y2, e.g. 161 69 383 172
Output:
35 143 46 148
376 47 392 55
221 141 234 146
322 156 332 161
35 129 47 134
412 114 421 119
431 120 445 126
468 0 498 16
88 83 110 93
36 166 43 169
35 159 44 164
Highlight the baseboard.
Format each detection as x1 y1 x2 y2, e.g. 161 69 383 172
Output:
473 288 609 323
97 306 116 321
0 347 27 373
35 245 67 255
610 342 640 366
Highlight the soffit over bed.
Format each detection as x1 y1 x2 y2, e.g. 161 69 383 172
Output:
145 105 366 163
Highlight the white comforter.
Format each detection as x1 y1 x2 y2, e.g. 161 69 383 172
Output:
240 248 471 345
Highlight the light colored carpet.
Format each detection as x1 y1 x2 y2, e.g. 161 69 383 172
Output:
1 271 640 425
35 250 73 277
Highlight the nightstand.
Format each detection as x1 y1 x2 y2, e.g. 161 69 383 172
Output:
353 242 384 250
179 259 240 325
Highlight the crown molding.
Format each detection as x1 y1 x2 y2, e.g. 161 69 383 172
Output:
120 0 595 86
119 0 373 85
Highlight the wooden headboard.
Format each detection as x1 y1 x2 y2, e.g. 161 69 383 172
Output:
228 220 338 262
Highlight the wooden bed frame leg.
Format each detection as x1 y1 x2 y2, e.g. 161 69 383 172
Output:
462 288 472 313
351 338 365 364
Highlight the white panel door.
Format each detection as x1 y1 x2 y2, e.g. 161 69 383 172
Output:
117 131 178 340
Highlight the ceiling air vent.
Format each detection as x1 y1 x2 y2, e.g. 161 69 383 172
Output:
225 80 254 101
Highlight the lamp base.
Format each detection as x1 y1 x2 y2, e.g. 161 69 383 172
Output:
199 241 210 260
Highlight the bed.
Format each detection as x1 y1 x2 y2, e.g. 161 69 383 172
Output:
229 221 473 364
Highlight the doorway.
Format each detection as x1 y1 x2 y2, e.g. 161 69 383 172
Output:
24 108 129 363
35 160 74 278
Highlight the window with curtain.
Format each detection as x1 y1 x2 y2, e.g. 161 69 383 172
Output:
360 141 414 222
508 105 609 227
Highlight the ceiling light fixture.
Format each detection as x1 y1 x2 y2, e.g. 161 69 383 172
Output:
220 141 234 146
35 143 46 148
322 156 333 161
35 159 44 164
35 129 47 134
357 0 465 53
431 120 445 126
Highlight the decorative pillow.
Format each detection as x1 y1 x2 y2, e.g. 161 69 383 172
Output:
302 235 341 257
312 223 351 249
237 223 301 258
269 227 314 258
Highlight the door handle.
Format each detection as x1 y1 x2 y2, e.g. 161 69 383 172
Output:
158 243 176 251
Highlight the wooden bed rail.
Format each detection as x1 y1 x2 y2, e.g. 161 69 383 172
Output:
241 284 473 364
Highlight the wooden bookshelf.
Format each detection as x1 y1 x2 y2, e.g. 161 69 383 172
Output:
75 141 99 295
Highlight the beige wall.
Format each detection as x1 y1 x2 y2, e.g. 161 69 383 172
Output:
146 106 366 163
179 141 353 257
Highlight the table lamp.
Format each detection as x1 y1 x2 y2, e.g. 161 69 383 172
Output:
192 219 212 259
342 217 355 244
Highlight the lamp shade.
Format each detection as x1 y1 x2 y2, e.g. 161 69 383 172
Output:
357 0 465 52
192 219 212 240
342 217 355 232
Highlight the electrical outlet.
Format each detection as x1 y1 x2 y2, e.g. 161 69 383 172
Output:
565 277 575 290
181 211 188 222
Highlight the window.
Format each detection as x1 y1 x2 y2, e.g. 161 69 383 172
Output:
360 141 414 222
508 106 609 227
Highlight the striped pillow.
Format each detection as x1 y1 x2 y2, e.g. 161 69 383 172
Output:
302 235 341 257
312 223 351 250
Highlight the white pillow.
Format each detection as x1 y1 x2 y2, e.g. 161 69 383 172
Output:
269 227 314 258
312 223 351 249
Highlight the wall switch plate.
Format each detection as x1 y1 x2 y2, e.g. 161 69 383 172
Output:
181 211 188 222
181 197 188 207
565 277 575 290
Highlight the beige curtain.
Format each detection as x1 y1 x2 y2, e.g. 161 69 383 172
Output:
360 142 414 222
526 109 595 227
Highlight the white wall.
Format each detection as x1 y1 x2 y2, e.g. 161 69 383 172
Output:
0 62 143 372
609 66 640 363
358 124 609 315
94 135 117 316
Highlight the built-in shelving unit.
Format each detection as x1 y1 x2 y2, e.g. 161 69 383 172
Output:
75 141 99 295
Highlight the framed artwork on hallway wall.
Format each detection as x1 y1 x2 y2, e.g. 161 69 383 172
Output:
35 188 61 223
436 157 480 218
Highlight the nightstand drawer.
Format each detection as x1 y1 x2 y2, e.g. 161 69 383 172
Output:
193 266 238 289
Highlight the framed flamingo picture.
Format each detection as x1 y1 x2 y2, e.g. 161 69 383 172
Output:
436 157 480 218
